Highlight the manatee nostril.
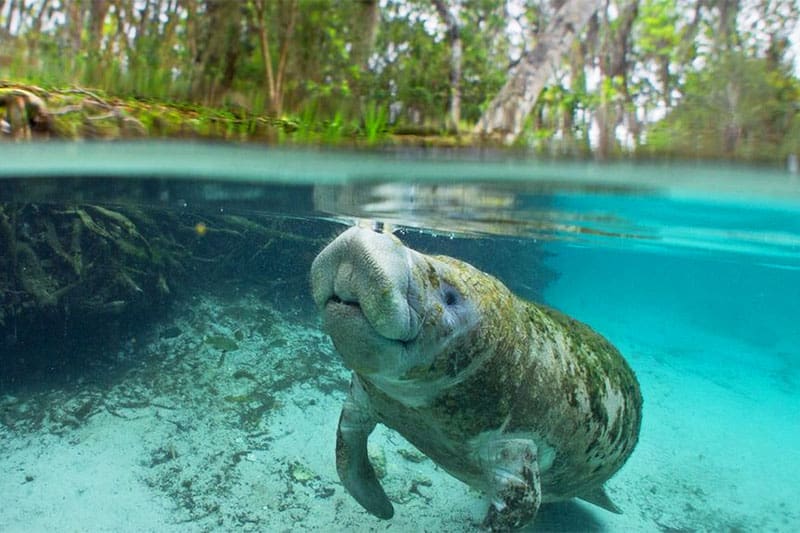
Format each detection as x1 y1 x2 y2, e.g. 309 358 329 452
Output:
329 293 360 308
442 284 460 307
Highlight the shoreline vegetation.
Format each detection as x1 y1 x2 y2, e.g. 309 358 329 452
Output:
0 79 495 149
2 79 798 167
1 1 798 162
0 81 407 147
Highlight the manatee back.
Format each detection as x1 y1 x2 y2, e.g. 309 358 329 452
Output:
514 303 642 497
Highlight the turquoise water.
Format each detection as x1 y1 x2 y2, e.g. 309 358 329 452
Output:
1 143 799 532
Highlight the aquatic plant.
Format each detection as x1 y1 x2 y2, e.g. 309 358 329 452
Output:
293 102 318 143
362 103 388 145
322 110 347 144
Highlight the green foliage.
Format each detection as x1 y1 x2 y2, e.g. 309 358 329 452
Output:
293 102 319 143
284 101 354 145
637 0 680 58
322 111 348 144
1 0 798 158
642 53 800 161
369 2 449 127
362 103 389 145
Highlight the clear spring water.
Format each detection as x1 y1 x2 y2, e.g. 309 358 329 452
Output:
1 142 799 532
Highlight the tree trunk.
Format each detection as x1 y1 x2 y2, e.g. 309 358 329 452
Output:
4 0 15 32
433 0 462 133
64 0 84 78
24 0 50 69
182 0 198 95
273 0 298 116
253 0 297 116
346 0 380 115
191 1 243 104
253 0 275 111
714 0 740 52
596 0 638 160
350 0 380 71
109 1 130 67
475 0 602 144
87 0 110 85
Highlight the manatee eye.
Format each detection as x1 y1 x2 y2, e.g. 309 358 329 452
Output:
443 286 459 306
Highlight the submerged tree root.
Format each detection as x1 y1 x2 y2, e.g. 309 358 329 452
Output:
0 201 326 376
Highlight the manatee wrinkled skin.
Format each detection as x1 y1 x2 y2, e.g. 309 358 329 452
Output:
311 226 642 530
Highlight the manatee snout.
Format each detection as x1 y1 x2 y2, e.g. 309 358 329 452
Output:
310 226 421 345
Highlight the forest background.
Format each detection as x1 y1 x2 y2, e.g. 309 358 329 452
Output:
1 0 799 162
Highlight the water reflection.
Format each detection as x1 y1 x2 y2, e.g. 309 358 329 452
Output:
313 182 648 242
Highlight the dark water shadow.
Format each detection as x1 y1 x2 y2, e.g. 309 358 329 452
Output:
530 500 603 532
0 309 162 392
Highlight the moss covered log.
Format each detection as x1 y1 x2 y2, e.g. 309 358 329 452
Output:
0 82 300 142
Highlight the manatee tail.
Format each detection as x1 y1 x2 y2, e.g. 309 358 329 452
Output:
579 485 622 514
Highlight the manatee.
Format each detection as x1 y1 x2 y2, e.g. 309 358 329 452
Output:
310 226 642 530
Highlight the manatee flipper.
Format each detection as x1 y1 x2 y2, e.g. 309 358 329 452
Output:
336 375 394 519
482 438 541 531
579 485 622 514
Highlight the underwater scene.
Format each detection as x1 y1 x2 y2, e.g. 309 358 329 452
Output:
1 143 799 532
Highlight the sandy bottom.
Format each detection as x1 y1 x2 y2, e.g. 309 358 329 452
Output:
1 287 798 532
